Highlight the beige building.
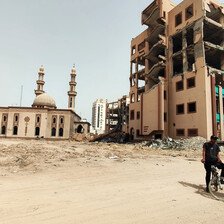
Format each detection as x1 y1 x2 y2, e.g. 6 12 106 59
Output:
0 66 90 140
129 0 224 140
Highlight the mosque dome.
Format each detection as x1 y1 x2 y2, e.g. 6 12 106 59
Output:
32 93 56 109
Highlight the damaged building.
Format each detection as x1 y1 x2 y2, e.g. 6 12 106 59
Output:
105 95 130 134
129 0 224 140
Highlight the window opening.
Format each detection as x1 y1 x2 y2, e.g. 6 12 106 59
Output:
187 77 195 88
177 104 184 114
13 126 18 135
51 128 56 136
35 127 40 136
176 81 184 91
176 129 185 136
186 5 193 20
188 102 196 113
175 13 182 27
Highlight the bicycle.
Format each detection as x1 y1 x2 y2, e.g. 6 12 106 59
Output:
208 165 224 201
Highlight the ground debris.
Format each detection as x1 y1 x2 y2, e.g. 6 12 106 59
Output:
136 137 207 150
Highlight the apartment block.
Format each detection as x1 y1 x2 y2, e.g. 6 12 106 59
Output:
91 99 107 135
129 0 224 140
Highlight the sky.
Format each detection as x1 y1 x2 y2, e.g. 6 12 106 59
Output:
0 0 217 123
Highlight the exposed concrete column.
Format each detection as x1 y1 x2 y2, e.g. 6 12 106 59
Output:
182 29 188 73
194 18 205 68
219 86 224 140
211 75 218 136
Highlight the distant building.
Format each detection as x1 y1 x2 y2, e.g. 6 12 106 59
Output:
0 66 90 140
91 99 107 135
105 95 130 134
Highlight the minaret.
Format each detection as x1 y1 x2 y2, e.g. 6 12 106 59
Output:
35 65 45 96
68 66 77 110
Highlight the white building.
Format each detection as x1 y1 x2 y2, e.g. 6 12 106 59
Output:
91 99 107 135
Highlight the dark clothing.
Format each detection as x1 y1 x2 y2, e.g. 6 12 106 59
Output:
203 142 220 163
203 142 223 188
204 162 224 188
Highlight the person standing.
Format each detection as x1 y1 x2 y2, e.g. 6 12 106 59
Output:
201 136 224 192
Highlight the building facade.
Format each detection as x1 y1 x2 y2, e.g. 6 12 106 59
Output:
105 95 130 134
91 99 107 135
0 66 90 140
129 0 224 140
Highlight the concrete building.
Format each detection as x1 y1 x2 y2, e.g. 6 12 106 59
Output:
105 95 130 134
0 66 90 140
91 99 107 135
129 0 224 140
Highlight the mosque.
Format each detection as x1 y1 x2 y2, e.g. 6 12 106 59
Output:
0 66 90 140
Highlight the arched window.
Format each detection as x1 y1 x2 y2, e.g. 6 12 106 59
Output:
13 126 18 135
3 116 7 122
53 117 56 124
77 125 84 134
35 127 40 136
37 116 40 123
1 126 6 135
60 117 64 124
59 128 63 137
51 128 56 136
15 116 18 122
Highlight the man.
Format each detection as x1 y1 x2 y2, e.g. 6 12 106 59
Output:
201 135 224 192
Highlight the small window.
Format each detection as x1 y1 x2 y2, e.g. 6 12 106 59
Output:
176 81 184 91
60 117 64 124
131 94 135 103
59 128 63 137
138 41 145 51
37 116 40 123
175 12 182 27
176 129 185 136
137 93 141 102
13 126 18 135
132 46 136 55
35 127 40 136
177 104 184 114
53 117 56 124
164 91 167 100
137 129 140 137
187 77 195 89
186 5 193 20
137 112 140 120
163 11 166 19
3 116 7 122
130 110 135 120
188 102 196 113
1 126 6 135
14 115 18 122
51 128 56 136
188 129 198 136
164 113 167 122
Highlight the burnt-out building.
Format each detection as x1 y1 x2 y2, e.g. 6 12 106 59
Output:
129 0 224 140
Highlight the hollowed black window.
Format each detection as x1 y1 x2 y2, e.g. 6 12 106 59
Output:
51 128 56 136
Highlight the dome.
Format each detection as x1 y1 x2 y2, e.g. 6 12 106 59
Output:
32 93 56 109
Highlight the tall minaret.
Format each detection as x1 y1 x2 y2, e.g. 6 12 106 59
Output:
68 66 77 110
35 65 45 96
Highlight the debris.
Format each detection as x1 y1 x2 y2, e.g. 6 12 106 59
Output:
139 137 207 150
109 156 119 159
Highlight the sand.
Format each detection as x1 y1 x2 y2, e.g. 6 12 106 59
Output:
0 139 223 224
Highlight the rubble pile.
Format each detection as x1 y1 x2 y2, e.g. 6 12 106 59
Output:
140 137 208 150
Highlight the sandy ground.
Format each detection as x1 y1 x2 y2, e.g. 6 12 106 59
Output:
0 139 223 224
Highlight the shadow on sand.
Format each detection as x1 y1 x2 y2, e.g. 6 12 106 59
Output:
179 181 223 202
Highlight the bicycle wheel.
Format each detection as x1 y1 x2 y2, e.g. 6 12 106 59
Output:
209 177 224 201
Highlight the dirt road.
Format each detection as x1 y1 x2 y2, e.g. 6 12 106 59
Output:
0 139 223 224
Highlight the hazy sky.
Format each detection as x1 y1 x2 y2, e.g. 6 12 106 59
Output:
0 0 218 122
